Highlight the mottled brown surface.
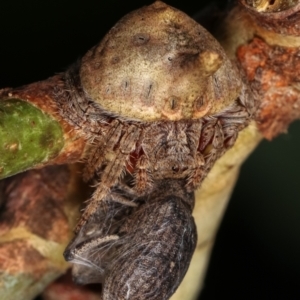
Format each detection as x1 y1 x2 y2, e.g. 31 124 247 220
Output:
42 271 101 300
0 166 70 242
0 164 88 299
0 240 48 276
240 0 300 36
237 37 300 139
80 1 242 121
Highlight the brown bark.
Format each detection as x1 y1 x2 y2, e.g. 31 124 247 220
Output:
0 164 89 300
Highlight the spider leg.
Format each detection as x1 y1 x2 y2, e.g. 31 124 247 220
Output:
199 118 217 151
186 152 205 191
187 121 223 191
212 121 224 150
133 154 153 194
83 120 122 181
114 181 140 197
75 124 141 233
110 193 138 207
82 140 105 181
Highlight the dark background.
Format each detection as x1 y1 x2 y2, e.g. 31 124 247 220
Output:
0 1 299 299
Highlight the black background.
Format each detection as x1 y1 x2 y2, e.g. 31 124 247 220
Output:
0 1 299 299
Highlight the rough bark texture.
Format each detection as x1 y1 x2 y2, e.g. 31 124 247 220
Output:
237 37 300 139
0 164 88 300
42 271 102 300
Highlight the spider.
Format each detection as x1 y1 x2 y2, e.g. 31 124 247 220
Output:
55 2 256 298
54 1 256 234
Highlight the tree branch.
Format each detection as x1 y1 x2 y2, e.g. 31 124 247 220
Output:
0 1 300 300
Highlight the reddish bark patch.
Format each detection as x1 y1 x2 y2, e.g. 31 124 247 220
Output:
0 240 49 277
0 166 71 243
42 270 102 300
237 37 300 139
240 0 300 36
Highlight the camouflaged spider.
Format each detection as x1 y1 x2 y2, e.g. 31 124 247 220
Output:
56 1 256 299
56 1 255 232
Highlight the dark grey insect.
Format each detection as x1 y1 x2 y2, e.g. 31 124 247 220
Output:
64 179 196 300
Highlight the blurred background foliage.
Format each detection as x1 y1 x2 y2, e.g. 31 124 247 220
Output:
0 0 299 299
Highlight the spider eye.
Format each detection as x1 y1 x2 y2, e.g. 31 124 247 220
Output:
172 165 179 172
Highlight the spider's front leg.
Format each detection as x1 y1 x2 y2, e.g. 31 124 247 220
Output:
75 123 141 233
132 153 153 194
82 119 122 182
